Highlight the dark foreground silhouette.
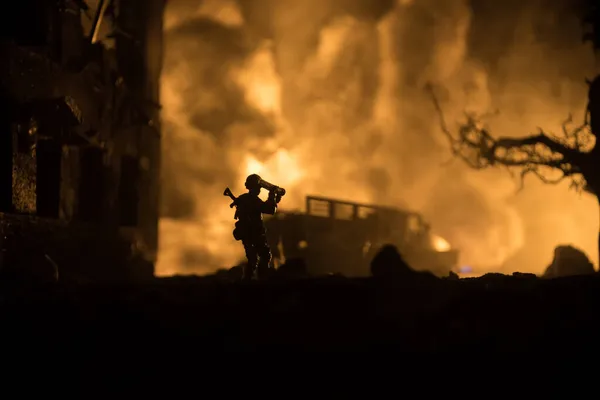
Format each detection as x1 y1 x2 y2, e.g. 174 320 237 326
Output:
2 255 600 352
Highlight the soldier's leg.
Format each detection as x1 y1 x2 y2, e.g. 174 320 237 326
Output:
267 235 281 268
255 235 272 279
243 240 257 280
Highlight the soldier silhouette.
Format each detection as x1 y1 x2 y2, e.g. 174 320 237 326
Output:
233 174 279 280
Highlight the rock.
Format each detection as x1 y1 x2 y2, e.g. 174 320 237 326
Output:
512 272 537 279
370 244 415 280
447 271 460 280
228 265 244 280
543 245 596 278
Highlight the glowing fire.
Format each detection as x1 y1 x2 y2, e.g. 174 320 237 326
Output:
234 42 282 115
159 0 599 277
431 235 452 253
243 149 304 193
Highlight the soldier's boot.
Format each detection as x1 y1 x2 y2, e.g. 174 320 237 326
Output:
243 262 256 281
256 263 271 280
256 250 273 279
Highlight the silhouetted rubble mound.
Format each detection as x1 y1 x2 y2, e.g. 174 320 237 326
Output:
458 272 542 292
257 265 277 280
3 268 600 352
543 245 596 278
446 271 460 280
0 248 59 286
228 265 244 280
214 265 244 281
326 272 346 279
512 272 537 279
277 257 309 279
370 244 418 280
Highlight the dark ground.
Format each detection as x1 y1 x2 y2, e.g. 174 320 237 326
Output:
2 272 600 353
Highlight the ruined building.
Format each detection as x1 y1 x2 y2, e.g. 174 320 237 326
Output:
0 0 164 282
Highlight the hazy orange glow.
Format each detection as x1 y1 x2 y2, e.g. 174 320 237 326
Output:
158 0 599 277
234 43 282 115
243 149 305 190
431 235 452 253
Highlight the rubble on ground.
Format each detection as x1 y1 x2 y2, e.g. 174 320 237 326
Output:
277 257 309 279
1 244 600 351
1 271 600 352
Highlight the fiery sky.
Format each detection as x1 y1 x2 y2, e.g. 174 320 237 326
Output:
157 0 600 276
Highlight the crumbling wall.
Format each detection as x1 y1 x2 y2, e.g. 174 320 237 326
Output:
0 0 164 281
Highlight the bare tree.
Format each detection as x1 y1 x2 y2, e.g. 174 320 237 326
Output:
427 74 600 262
421 1 600 265
424 0 600 262
430 84 595 184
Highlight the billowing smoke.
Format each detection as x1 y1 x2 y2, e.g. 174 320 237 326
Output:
158 0 598 276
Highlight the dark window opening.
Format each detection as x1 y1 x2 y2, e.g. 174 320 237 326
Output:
78 147 106 223
118 155 139 226
36 139 62 218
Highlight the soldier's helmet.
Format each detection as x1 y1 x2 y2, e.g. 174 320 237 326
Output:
245 174 262 190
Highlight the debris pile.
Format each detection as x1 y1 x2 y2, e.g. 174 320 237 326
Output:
542 245 596 278
2 243 600 352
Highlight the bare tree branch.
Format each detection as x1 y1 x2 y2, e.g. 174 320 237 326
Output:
425 83 591 191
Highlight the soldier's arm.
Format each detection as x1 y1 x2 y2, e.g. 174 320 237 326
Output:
260 192 277 215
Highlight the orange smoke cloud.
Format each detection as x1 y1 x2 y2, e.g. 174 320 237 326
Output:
158 0 598 276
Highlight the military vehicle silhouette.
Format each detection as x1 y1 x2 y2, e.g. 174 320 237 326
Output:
264 195 458 277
